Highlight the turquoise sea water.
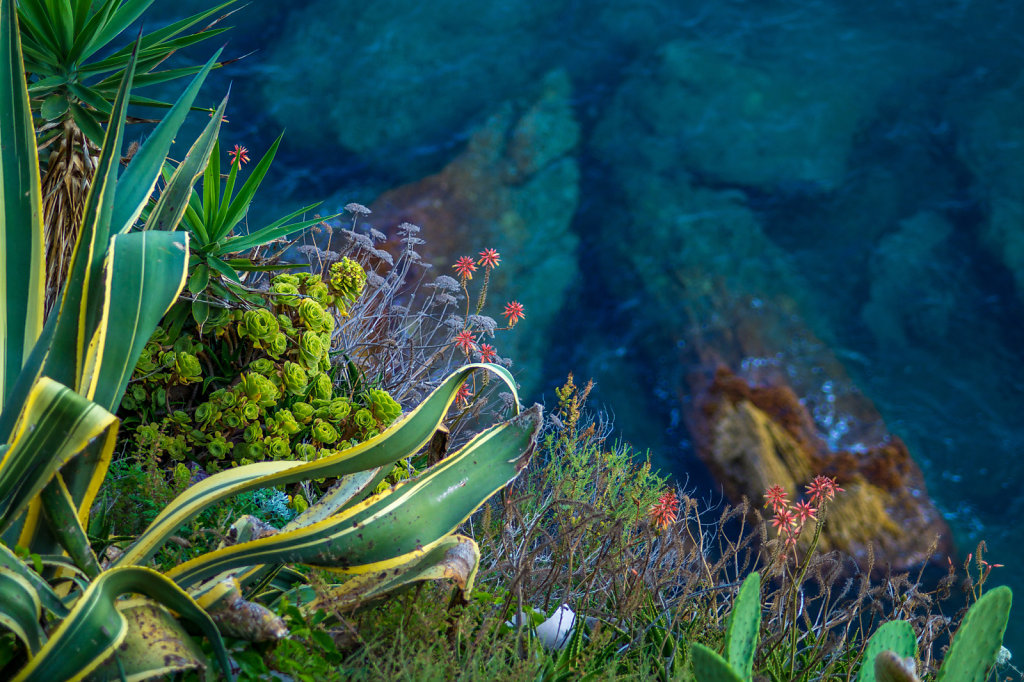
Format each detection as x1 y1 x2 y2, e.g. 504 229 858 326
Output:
154 0 1024 653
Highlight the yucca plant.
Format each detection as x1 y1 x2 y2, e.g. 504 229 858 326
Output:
19 0 238 314
0 2 542 679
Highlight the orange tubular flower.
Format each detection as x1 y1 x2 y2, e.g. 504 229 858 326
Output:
453 256 477 280
478 343 497 363
453 330 476 354
229 144 250 166
502 300 525 327
650 490 679 530
478 248 501 269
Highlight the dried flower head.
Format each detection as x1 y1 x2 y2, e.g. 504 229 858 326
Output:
344 202 372 215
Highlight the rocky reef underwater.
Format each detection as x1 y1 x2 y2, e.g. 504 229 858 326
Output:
153 0 1024 652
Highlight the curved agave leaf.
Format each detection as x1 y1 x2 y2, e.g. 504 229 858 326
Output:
166 404 541 587
0 0 46 415
12 566 229 682
0 377 116 537
91 598 214 682
117 363 519 567
284 533 481 616
0 544 69 618
80 230 191 412
0 567 45 654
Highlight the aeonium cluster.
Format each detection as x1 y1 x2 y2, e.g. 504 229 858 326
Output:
121 258 402 495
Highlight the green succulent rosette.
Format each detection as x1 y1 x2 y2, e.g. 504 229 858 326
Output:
208 434 233 460
298 331 326 370
195 402 217 427
240 308 280 343
211 388 238 409
239 372 280 407
294 443 317 461
222 410 243 430
312 418 340 444
268 332 289 358
273 273 301 287
306 281 334 307
281 361 309 395
291 401 315 423
311 372 332 401
353 407 376 434
266 437 291 460
275 409 302 435
297 298 332 333
270 280 301 306
367 388 402 424
243 422 263 444
249 358 276 376
241 401 261 422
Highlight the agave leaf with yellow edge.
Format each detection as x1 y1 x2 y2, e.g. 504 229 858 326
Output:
285 533 481 615
90 598 213 682
166 404 541 588
11 566 230 682
0 0 46 415
0 568 46 655
116 363 519 568
0 377 116 538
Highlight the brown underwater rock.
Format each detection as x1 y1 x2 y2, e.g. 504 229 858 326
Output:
691 363 952 573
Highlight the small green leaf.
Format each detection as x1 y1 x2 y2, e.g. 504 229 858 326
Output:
39 93 67 120
188 264 210 296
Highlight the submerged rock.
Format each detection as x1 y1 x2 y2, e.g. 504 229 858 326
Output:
262 0 568 172
693 366 951 571
365 71 581 398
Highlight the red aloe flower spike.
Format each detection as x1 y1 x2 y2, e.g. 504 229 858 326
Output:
478 248 501 269
806 475 844 504
650 490 679 530
764 485 788 513
455 383 473 406
453 330 476 354
792 501 817 524
478 343 497 363
453 256 477 280
502 300 525 327
228 144 250 166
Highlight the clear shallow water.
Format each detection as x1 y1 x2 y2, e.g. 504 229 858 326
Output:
154 0 1024 652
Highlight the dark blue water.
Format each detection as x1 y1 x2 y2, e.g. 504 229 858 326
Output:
152 0 1024 654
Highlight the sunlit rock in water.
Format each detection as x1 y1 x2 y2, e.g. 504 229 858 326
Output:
692 366 951 572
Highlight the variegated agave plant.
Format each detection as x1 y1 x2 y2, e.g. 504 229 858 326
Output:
0 2 541 679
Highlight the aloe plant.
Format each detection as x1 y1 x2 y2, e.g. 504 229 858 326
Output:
0 2 543 678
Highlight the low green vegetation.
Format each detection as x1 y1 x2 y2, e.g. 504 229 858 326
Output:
0 1 1016 680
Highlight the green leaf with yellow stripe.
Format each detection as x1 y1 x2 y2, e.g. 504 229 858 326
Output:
0 377 116 537
284 533 481 615
0 567 46 654
11 566 230 682
0 0 46 415
116 363 519 567
166 403 541 588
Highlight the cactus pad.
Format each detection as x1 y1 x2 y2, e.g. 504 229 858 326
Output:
935 586 1012 682
858 620 917 682
725 571 761 680
690 642 745 682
